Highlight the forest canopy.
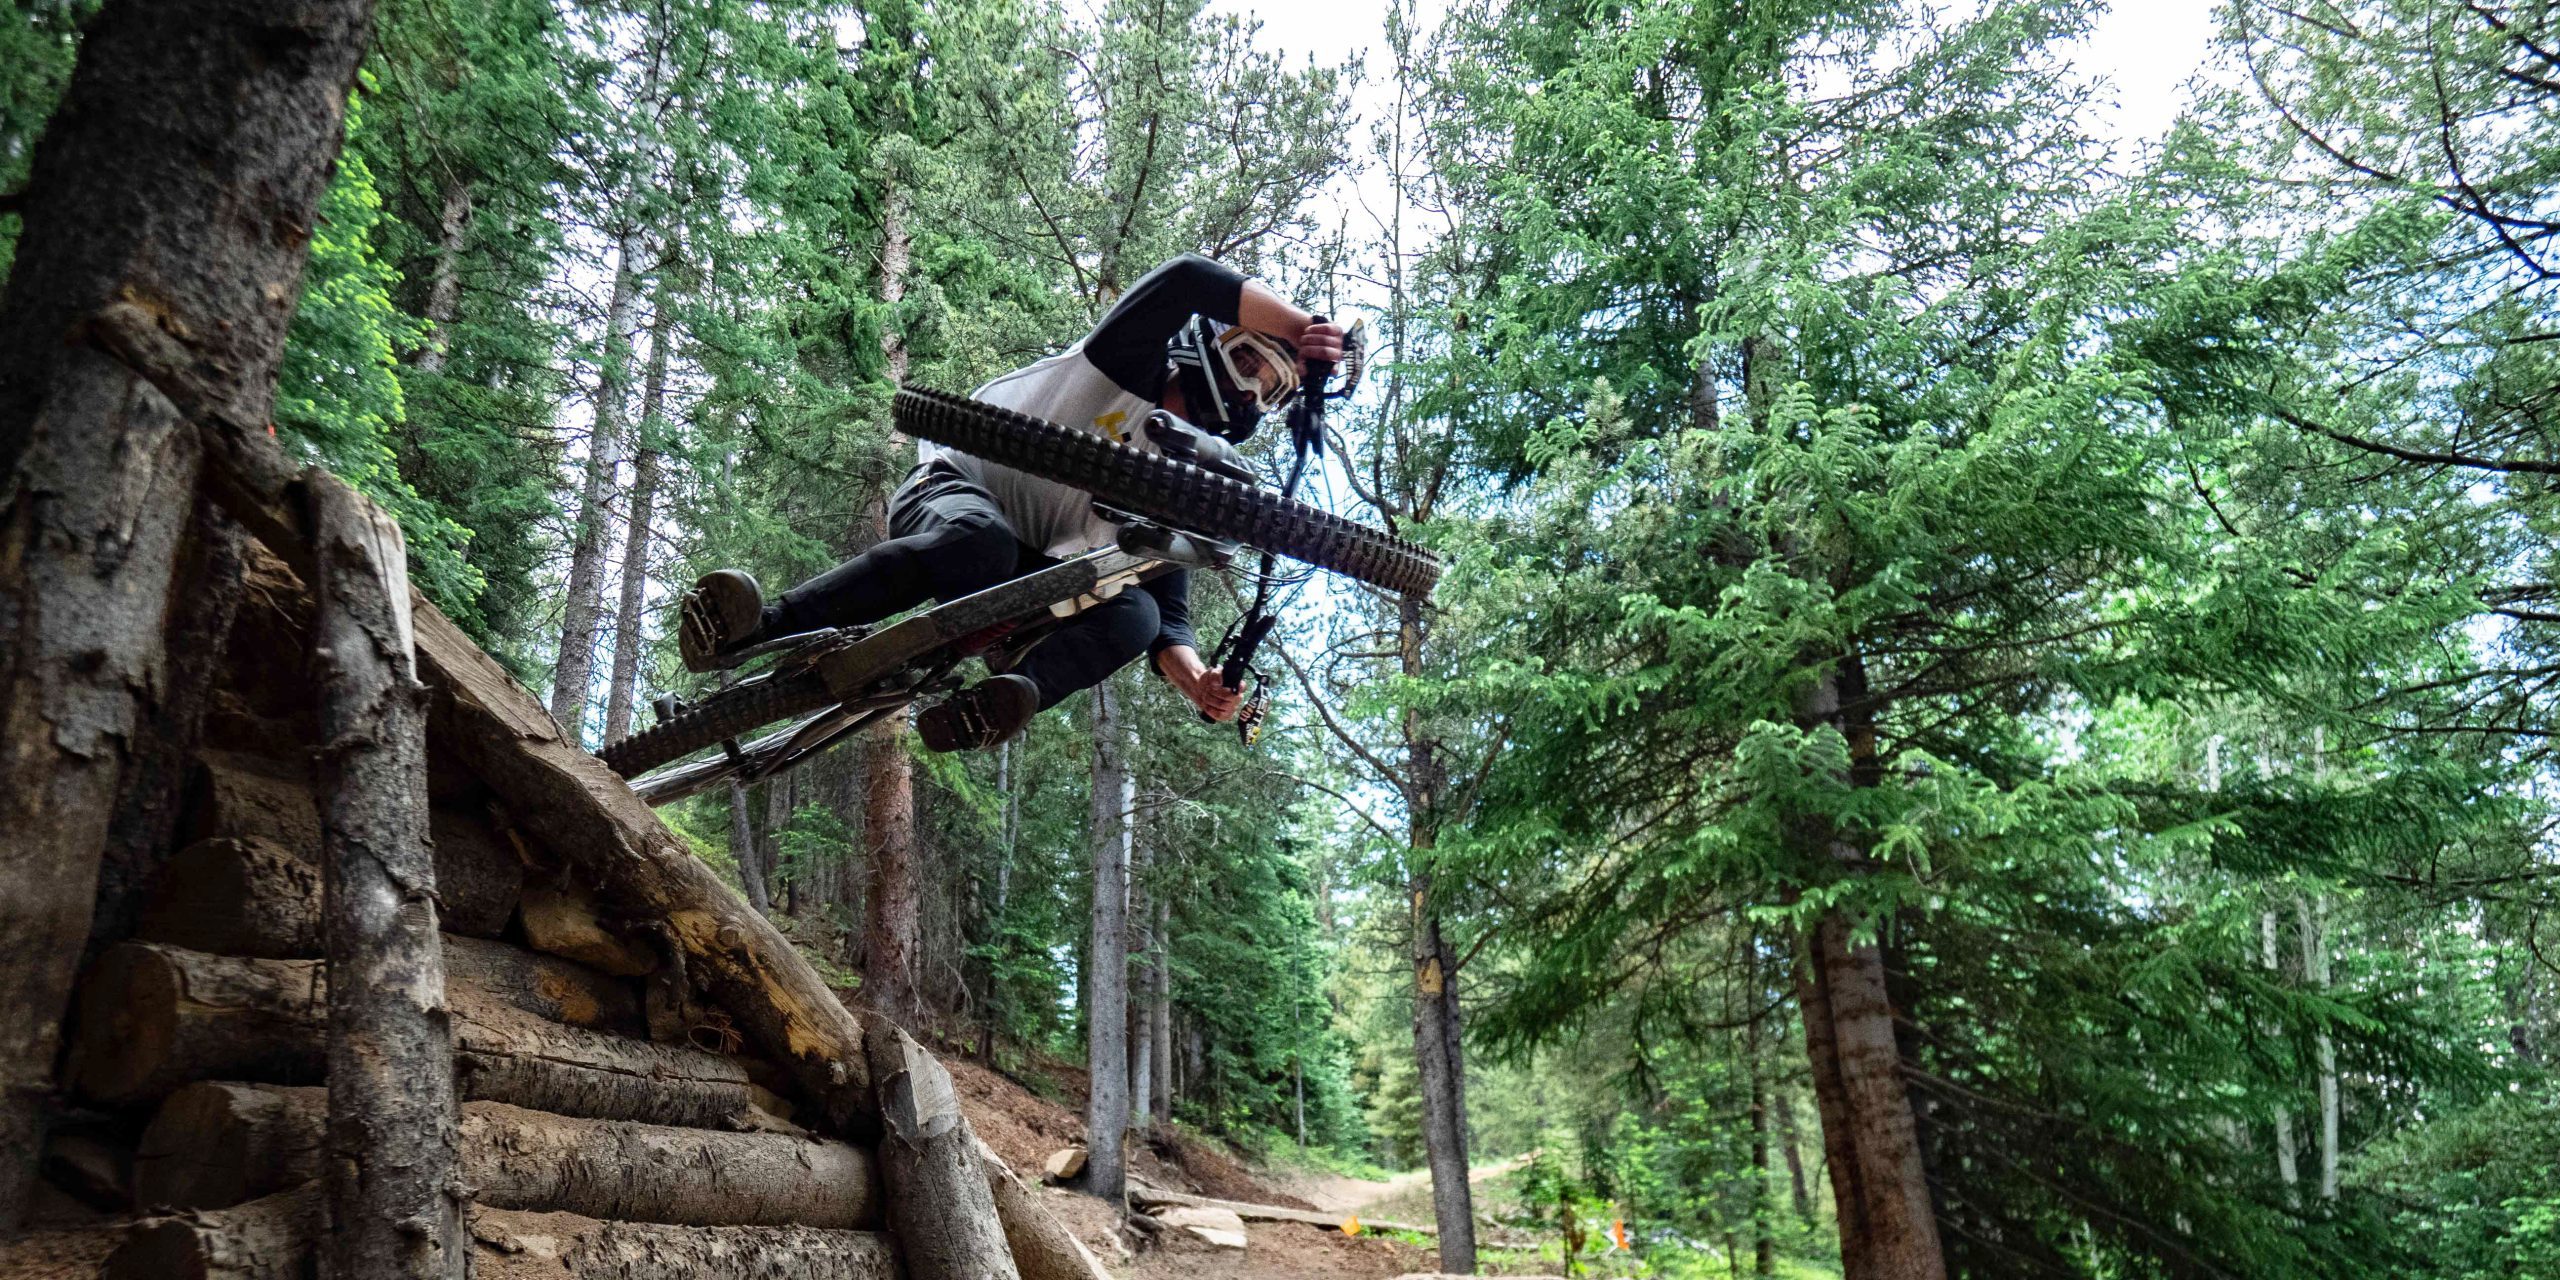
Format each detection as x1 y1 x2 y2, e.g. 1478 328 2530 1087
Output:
3 0 2557 1276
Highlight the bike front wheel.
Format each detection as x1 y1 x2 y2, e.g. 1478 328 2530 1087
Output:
894 386 1441 598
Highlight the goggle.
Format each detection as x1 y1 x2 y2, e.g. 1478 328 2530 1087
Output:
1213 327 1300 413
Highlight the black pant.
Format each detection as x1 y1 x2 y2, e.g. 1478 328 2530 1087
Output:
769 465 1162 710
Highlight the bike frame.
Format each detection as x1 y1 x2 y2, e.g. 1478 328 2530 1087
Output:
627 526 1226 807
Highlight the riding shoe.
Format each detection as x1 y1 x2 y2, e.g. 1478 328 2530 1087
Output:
679 569 768 672
917 674 1039 752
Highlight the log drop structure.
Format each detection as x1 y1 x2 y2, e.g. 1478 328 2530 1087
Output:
3 438 1096 1279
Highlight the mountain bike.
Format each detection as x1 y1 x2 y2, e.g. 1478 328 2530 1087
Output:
600 364 1436 807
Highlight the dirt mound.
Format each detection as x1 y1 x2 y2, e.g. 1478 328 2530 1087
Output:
1132 1219 1434 1280
1136 1129 1316 1210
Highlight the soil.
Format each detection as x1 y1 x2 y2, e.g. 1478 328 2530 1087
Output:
945 1052 1439 1280
0 1227 122 1279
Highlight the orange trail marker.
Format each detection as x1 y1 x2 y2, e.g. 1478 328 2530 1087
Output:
1341 1215 1363 1237
1610 1219 1630 1251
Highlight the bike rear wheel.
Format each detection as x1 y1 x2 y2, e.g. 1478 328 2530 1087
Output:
895 386 1441 598
599 668 832 779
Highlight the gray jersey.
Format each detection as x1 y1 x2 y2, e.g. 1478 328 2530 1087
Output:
921 339 1171 557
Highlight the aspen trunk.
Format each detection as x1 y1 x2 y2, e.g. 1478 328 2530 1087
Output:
1127 802 1153 1123
1080 679 1132 1203
0 0 377 1227
602 269 675 744
550 220 643 741
2300 894 2339 1199
309 470 463 1279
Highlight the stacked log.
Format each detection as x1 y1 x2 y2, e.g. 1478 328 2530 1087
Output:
106 1187 900 1280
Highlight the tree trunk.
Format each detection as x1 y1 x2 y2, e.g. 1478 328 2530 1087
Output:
549 216 645 742
0 0 377 1229
1400 589 1477 1272
1153 895 1173 1121
309 471 463 1278
2262 908 2299 1194
1747 945 1774 1276
1128 795 1154 1124
732 779 773 915
411 179 472 378
1787 653 1944 1280
1776 1092 1816 1227
860 185 922 1023
602 261 676 745
2300 894 2338 1199
979 1137 1115 1280
1080 678 1133 1203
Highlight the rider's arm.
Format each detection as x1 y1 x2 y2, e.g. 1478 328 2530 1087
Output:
1144 572 1243 721
1085 255 1340 395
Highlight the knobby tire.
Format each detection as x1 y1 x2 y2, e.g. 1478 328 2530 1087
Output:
599 669 831 779
894 386 1442 598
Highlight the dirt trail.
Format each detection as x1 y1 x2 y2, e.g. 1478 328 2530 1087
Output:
1278 1151 1536 1215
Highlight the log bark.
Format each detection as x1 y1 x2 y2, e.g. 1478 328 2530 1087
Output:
519 875 658 977
1080 680 1132 1203
468 1207 896 1279
91 502 249 972
138 1084 331 1211
168 765 519 936
107 1183 325 1280
410 603 880 1136
309 469 462 1278
0 0 376 1221
133 845 638 1026
186 751 325 863
107 1186 897 1280
71 944 747 1127
466 1100 881 1228
1127 1185 1434 1235
141 839 326 959
866 1019 1019 1280
980 1139 1113 1280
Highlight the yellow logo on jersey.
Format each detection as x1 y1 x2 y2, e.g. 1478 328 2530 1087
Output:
1096 410 1129 442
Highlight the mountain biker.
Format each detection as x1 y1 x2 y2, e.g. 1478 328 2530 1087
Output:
676 253 1347 752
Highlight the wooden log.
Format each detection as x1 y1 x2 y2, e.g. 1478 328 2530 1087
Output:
309 467 462 1279
979 1138 1113 1280
138 838 324 959
1127 1183 1436 1236
410 602 879 1135
185 751 322 861
157 790 518 943
1041 1148 1086 1182
106 1187 897 1280
427 806 525 938
1157 1205 1247 1249
135 1087 880 1230
71 945 749 1127
464 1101 880 1228
136 1084 327 1211
447 936 644 1037
470 1208 897 1279
106 1183 323 1280
865 1019 1018 1280
520 875 656 977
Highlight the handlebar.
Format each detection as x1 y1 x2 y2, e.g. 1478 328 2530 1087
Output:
1201 318 1337 730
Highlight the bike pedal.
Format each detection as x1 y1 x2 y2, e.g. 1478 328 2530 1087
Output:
720 738 748 766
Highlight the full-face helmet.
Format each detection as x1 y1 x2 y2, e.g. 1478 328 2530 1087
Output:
1167 317 1299 442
